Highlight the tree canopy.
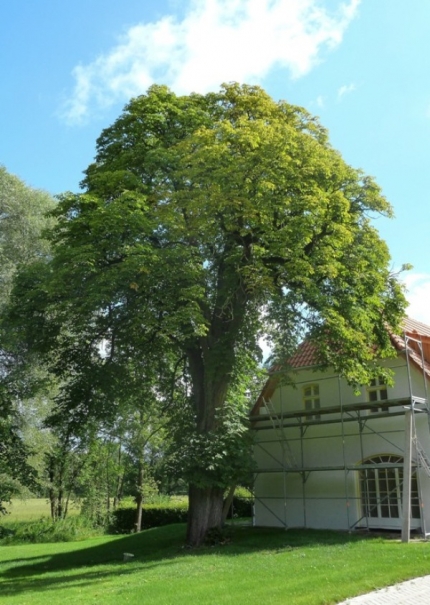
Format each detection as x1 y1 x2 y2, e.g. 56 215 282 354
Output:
0 166 55 512
4 84 407 544
0 166 54 306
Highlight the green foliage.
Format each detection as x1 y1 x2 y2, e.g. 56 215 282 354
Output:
110 499 188 533
137 473 161 502
2 84 408 542
0 418 37 514
77 438 123 526
166 354 262 491
6 84 407 390
42 431 90 521
229 487 254 519
110 489 252 534
0 514 103 544
18 390 58 496
0 166 55 306
0 166 56 513
233 486 253 498
168 401 255 489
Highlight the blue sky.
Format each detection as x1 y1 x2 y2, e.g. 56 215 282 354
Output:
1 0 429 322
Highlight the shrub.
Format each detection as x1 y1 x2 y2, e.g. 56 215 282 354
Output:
0 515 105 544
80 499 113 529
110 501 188 534
110 490 253 534
226 486 254 520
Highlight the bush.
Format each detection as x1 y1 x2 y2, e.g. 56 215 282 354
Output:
0 515 105 544
110 501 188 534
80 499 113 529
225 487 254 520
110 490 253 534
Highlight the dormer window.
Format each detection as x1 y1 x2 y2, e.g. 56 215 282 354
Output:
368 377 388 413
303 384 321 421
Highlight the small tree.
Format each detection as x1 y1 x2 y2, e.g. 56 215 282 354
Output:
0 166 55 511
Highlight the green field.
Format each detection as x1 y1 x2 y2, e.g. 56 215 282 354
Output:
1 523 430 605
4 499 80 521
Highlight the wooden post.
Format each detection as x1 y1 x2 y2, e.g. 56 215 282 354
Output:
401 407 413 543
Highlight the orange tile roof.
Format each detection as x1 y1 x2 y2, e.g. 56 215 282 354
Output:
390 317 430 380
251 316 430 417
270 340 319 373
273 316 430 372
403 317 430 337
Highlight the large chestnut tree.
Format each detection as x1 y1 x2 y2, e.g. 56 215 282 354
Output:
6 84 406 544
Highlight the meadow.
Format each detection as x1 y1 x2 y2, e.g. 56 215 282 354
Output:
3 499 80 521
1 509 430 605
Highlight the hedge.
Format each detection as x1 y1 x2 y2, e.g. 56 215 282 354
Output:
110 492 253 534
228 493 253 519
110 502 188 534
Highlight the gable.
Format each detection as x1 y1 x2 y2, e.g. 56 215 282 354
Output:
251 316 430 418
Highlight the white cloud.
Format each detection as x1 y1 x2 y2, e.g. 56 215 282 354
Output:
402 273 430 326
337 82 356 99
61 0 361 124
316 95 325 108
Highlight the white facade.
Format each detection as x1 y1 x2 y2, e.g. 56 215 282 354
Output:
252 339 430 534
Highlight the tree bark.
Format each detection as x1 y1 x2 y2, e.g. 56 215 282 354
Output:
185 265 249 546
186 484 224 546
48 460 56 520
106 454 110 513
113 442 123 509
134 458 144 532
222 484 236 525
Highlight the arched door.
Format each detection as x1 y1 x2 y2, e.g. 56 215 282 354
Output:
359 454 421 529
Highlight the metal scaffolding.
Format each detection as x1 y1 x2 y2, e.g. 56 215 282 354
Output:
251 333 430 539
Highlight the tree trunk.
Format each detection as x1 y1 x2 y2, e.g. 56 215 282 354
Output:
186 484 224 546
222 484 236 525
106 456 110 513
48 461 56 520
57 486 64 520
49 490 56 520
64 492 71 519
134 458 144 533
113 442 123 509
185 321 241 546
114 472 124 509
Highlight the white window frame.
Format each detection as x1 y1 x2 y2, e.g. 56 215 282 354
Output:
303 384 321 422
360 454 420 523
367 377 388 413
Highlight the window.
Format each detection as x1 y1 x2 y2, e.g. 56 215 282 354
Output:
303 384 321 421
367 377 388 413
360 455 420 520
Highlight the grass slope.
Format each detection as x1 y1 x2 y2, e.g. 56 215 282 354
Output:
0 525 429 605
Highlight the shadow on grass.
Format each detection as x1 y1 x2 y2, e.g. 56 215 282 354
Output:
0 524 381 598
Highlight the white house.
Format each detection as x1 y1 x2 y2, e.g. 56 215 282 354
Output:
251 317 430 536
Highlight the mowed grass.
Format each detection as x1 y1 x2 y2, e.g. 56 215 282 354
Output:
0 525 430 605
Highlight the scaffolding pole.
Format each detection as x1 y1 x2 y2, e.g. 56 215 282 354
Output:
402 406 413 542
339 376 351 529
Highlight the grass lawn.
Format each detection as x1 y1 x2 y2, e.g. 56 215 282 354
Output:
0 525 430 605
